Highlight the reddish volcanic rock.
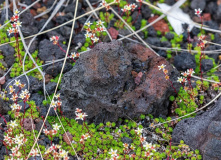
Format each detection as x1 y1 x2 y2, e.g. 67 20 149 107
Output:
22 118 35 131
63 132 73 145
108 27 119 39
148 16 170 34
60 40 180 123
203 13 211 21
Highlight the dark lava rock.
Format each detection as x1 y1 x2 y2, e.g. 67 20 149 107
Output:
44 62 73 77
3 76 42 96
39 105 56 117
174 52 196 71
82 0 99 7
0 146 8 159
20 11 35 26
0 130 3 148
72 32 86 46
161 41 171 48
205 2 217 16
122 137 133 144
21 25 38 37
138 32 145 40
60 40 180 124
0 114 9 127
205 45 218 63
0 44 15 67
145 37 161 47
0 98 10 117
60 26 72 39
132 11 142 30
30 93 44 107
201 59 213 72
158 50 167 58
165 32 174 41
165 0 175 5
141 5 151 19
45 82 57 95
55 13 79 29
25 38 38 54
147 26 157 37
204 21 219 30
37 19 54 31
64 1 82 14
0 9 13 25
28 157 42 160
190 0 206 11
38 39 67 61
35 119 52 132
191 27 200 37
172 98 221 160
214 5 221 22
19 11 38 36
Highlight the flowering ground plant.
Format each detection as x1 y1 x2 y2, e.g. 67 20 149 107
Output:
1 0 220 159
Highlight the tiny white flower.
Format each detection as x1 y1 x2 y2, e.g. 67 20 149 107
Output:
14 80 21 86
96 20 104 26
108 148 118 157
135 127 143 134
85 21 92 27
15 21 22 28
9 120 18 128
195 8 202 16
92 37 99 43
14 9 20 15
158 64 166 71
85 31 92 38
53 123 61 131
177 77 183 83
75 112 88 121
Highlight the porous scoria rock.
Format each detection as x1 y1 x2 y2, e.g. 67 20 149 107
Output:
172 98 221 160
63 132 73 145
22 118 35 131
60 40 180 124
148 16 170 34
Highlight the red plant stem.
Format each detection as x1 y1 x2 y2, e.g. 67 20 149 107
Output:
14 33 22 65
117 4 120 14
187 76 193 90
200 16 203 33
181 82 193 99
199 49 204 83
131 2 142 25
163 72 188 103
83 119 92 137
167 138 172 160
57 43 67 53
199 15 204 83
22 100 27 125
41 116 49 129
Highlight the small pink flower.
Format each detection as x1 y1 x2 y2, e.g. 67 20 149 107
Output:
130 3 137 10
75 108 82 113
50 36 60 45
195 8 202 17
75 112 88 121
